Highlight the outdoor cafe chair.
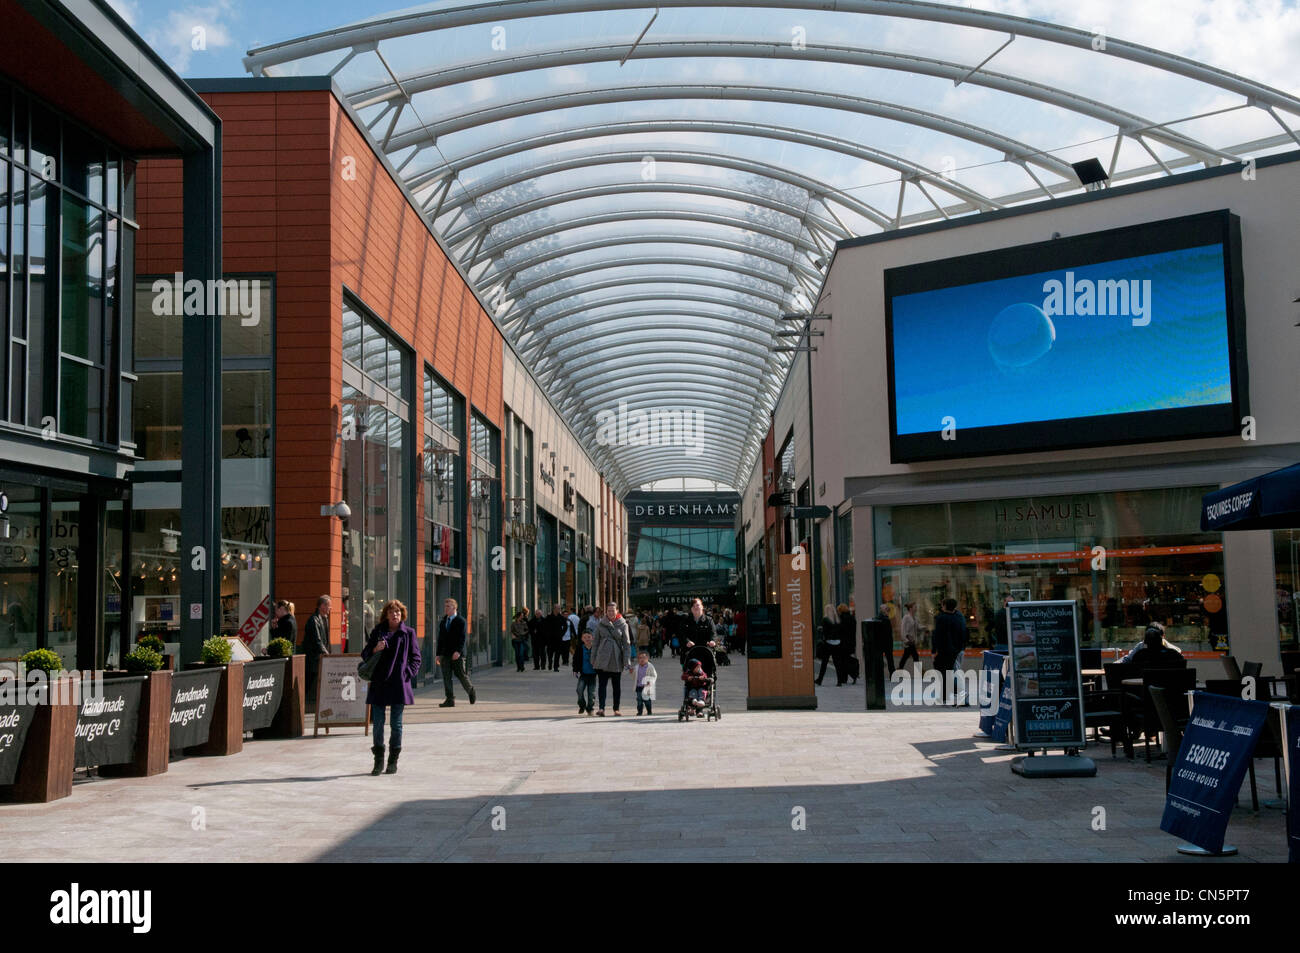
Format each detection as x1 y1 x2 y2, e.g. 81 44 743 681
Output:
1222 655 1243 680
1147 686 1186 792
1083 689 1129 759
1139 668 1196 762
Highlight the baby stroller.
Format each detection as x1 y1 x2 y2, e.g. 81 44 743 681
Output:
677 645 722 722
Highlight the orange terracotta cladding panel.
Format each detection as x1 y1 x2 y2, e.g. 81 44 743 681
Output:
137 87 518 640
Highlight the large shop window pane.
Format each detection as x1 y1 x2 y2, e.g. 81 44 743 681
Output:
343 300 362 367
222 369 271 458
47 493 80 669
131 508 183 644
872 487 1225 653
221 280 272 357
220 506 272 650
0 485 40 659
134 279 183 361
133 371 182 460
58 360 101 441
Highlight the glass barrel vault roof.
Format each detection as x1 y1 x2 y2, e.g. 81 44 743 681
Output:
243 0 1300 494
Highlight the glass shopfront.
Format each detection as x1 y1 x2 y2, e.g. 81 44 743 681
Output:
536 508 557 611
575 494 593 609
873 486 1226 654
421 366 464 674
469 411 500 667
341 296 412 651
131 278 274 651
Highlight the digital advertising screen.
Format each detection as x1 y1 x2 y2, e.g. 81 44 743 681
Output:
884 210 1248 462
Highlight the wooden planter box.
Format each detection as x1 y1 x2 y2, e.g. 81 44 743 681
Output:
2 676 77 803
257 655 305 739
99 670 172 778
195 661 244 757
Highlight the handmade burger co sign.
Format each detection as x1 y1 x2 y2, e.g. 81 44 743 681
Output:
0 703 34 786
169 669 223 753
242 659 287 732
75 677 144 768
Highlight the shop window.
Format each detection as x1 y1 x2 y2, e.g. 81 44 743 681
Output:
873 487 1226 653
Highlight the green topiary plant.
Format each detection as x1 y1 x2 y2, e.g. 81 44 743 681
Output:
136 634 166 655
124 647 164 673
266 637 294 659
20 648 63 675
200 636 233 665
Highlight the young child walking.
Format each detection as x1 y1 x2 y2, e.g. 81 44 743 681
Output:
632 651 657 715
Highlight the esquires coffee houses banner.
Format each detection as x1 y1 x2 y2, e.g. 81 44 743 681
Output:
242 659 287 732
170 669 223 753
0 702 35 785
75 676 144 768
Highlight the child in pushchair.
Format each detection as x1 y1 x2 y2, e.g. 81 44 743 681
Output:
677 646 721 721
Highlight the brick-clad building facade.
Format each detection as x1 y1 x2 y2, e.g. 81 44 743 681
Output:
136 77 623 664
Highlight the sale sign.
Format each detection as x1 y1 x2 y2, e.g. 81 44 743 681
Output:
237 595 276 645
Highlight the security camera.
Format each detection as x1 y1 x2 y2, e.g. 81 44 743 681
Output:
321 501 351 520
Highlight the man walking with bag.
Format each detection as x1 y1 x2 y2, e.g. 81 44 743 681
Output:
436 598 477 707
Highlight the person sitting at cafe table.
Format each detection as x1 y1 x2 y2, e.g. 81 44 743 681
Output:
1119 622 1184 666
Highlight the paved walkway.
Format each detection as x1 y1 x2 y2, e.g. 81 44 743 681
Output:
0 655 1286 862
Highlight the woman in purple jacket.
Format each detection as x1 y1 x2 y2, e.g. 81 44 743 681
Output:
363 599 421 775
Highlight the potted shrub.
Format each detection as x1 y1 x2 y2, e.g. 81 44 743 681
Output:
135 634 166 654
123 646 164 673
20 648 63 678
265 637 294 659
199 636 233 666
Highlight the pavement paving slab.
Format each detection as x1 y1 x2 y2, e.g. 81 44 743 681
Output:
0 657 1286 862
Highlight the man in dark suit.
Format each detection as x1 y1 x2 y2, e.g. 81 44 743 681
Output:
303 595 331 705
932 598 968 705
436 598 476 707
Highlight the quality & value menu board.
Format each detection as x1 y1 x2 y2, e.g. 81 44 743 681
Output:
1006 600 1085 749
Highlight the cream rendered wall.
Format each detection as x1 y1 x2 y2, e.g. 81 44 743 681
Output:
809 155 1300 672
500 347 625 550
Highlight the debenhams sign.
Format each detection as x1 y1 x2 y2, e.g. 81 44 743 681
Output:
629 497 740 526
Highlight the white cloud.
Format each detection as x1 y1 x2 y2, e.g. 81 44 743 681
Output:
143 2 238 74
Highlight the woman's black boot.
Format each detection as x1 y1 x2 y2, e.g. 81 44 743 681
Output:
384 747 401 774
370 745 385 776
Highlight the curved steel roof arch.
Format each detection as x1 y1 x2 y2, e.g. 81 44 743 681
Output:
537 311 780 358
349 40 1231 166
251 0 1300 489
480 232 823 287
536 323 776 374
527 314 780 369
407 118 1002 214
521 275 788 315
379 84 1077 180
443 180 849 248
433 148 880 229
506 255 793 305
244 0 1300 115
460 207 818 270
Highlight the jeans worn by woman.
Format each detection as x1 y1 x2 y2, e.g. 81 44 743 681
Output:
372 703 405 749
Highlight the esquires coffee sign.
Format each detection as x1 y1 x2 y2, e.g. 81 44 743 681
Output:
170 669 223 752
0 703 35 785
242 659 286 731
75 677 143 768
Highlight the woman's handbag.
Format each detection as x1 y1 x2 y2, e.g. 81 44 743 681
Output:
357 652 382 681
